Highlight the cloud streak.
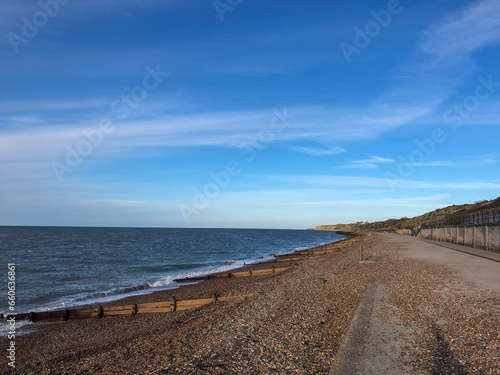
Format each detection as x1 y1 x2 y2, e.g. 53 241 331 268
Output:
282 175 500 190
339 155 394 169
290 145 345 156
289 194 449 207
410 154 497 167
420 0 500 61
0 105 434 164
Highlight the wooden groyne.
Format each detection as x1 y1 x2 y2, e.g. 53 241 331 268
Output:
173 266 293 283
1 294 252 323
174 237 358 282
1 235 360 325
275 255 322 262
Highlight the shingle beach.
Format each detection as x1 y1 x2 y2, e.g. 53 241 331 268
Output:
2 233 499 374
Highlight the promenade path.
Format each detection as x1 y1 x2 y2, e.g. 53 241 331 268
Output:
331 233 500 375
384 233 500 293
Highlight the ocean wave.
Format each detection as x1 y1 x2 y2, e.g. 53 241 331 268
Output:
11 253 277 314
1 233 345 317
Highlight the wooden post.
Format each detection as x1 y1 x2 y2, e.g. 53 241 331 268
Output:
212 293 218 303
98 306 104 318
272 266 275 274
29 312 36 322
132 304 138 316
171 296 177 312
64 309 70 321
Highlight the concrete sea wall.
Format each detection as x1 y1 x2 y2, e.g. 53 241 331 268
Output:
416 225 500 254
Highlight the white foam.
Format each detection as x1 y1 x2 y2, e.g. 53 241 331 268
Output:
9 254 276 314
3 237 344 315
0 319 33 338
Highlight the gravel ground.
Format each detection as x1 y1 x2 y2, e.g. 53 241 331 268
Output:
1 234 498 374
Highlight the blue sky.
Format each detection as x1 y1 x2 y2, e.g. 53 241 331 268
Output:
1 0 499 228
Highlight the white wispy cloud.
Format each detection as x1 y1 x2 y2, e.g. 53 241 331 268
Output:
372 0 500 132
0 99 109 112
420 0 500 61
0 106 426 164
82 199 152 208
290 145 345 156
339 155 394 169
282 175 500 190
289 194 449 207
411 154 497 167
0 115 42 125
1 0 178 20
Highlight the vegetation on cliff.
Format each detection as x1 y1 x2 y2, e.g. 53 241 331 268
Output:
315 196 500 232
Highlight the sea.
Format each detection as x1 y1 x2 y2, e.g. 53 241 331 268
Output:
0 226 344 319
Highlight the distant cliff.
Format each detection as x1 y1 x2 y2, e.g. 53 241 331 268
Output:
313 196 500 232
315 224 360 231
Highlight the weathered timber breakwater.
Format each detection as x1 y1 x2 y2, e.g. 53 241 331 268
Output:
0 235 357 324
